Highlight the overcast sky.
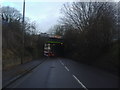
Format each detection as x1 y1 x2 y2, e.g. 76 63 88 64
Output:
2 1 65 33
2 0 119 33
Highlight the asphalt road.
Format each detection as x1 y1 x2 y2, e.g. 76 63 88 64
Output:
7 58 119 88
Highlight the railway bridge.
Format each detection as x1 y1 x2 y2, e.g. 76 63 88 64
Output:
44 36 64 57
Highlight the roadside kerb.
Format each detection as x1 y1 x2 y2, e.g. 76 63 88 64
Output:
2 59 46 89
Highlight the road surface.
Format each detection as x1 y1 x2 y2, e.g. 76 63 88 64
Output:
7 58 119 88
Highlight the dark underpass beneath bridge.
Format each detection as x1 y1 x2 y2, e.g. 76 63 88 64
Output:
44 37 64 57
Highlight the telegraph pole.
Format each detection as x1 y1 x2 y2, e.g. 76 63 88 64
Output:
21 0 25 64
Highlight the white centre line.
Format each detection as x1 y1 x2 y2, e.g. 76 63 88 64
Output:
61 62 64 66
72 75 88 90
65 66 69 71
59 60 62 63
59 60 64 66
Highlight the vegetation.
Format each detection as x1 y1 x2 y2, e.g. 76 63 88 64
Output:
2 2 119 74
2 6 47 69
52 2 119 73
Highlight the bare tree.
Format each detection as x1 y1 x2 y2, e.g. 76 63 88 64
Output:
48 24 65 36
60 2 117 61
61 2 116 32
2 6 22 23
2 6 44 68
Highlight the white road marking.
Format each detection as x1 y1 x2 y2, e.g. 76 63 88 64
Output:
59 60 64 66
61 62 64 66
65 66 69 71
59 60 62 63
72 75 88 90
